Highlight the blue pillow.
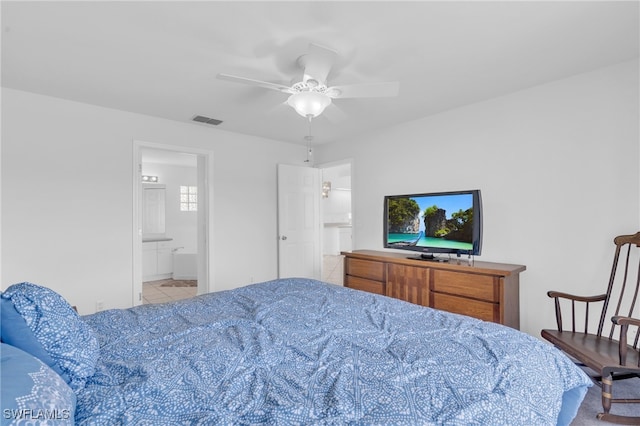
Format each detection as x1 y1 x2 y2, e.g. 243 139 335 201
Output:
556 385 590 426
0 297 69 381
1 283 99 391
1 343 75 425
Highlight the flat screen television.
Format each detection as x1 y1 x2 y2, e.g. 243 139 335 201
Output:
383 189 482 260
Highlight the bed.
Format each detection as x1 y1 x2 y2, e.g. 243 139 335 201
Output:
1 278 591 425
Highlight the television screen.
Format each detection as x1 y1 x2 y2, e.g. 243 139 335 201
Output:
384 189 482 258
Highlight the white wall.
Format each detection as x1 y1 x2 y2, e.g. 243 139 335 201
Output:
321 164 352 225
315 59 640 337
1 88 307 314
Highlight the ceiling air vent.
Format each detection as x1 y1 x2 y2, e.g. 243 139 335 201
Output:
192 115 223 126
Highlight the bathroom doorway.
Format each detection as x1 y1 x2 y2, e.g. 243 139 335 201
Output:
132 141 213 306
140 148 198 303
319 161 352 286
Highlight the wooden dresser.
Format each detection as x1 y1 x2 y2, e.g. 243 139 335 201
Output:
342 250 526 329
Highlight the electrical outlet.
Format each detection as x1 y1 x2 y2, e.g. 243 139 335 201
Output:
95 300 105 312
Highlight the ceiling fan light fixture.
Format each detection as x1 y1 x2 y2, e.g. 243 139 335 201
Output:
287 91 331 118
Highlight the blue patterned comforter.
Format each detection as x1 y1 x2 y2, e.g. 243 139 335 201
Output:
76 279 591 425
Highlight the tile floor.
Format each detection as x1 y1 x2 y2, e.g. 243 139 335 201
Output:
323 254 344 285
142 280 197 304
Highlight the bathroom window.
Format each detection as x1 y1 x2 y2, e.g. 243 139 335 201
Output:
180 186 197 211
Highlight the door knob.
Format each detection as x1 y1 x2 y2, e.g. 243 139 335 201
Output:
281 235 287 240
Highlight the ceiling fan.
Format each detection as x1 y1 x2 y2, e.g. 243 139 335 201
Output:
217 43 399 120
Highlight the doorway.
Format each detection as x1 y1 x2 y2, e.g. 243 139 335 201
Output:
132 141 214 306
319 161 352 285
275 161 353 284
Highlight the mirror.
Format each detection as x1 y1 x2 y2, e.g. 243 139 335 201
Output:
142 184 166 236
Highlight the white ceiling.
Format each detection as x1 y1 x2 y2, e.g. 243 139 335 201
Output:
2 1 638 146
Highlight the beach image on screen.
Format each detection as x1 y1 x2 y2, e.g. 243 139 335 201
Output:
386 193 474 250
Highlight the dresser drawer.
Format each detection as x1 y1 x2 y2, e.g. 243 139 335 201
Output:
345 275 385 295
432 292 498 323
345 258 386 281
431 270 498 302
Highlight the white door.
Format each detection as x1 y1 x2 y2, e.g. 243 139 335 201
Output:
277 164 321 279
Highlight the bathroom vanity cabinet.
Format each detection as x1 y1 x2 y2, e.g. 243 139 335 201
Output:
142 240 173 281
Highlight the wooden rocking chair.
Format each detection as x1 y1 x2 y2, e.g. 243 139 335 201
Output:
541 232 640 425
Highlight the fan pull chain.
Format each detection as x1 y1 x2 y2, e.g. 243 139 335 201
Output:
304 116 314 164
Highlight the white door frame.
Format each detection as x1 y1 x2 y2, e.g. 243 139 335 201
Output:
132 140 214 306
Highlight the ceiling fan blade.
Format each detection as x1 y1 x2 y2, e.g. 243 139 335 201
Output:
327 81 399 99
301 43 337 86
216 73 294 94
322 103 348 123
